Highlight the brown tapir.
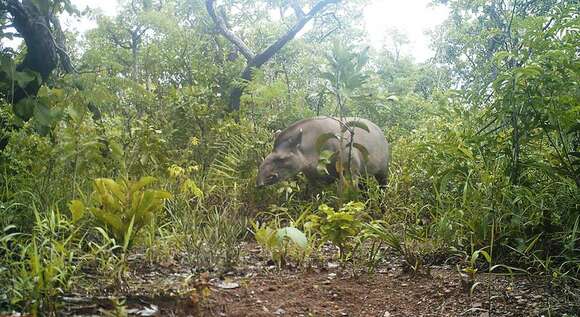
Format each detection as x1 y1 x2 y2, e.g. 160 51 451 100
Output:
256 116 390 187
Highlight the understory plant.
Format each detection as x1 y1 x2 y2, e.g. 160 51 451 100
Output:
69 176 171 250
0 206 82 315
306 201 366 262
362 220 433 276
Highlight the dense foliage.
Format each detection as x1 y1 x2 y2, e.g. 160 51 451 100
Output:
0 0 578 315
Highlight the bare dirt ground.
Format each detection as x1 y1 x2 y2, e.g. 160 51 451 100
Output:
58 243 579 317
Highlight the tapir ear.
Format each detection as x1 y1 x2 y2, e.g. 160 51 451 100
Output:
273 129 282 140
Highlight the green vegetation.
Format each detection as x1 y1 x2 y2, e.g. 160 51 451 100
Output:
0 0 578 315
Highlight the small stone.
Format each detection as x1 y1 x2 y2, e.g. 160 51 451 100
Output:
274 308 286 315
328 262 339 269
215 281 240 289
383 311 391 317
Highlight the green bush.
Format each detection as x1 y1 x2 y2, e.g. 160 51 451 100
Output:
307 201 366 261
70 177 171 249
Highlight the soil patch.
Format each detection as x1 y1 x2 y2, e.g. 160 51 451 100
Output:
58 244 578 316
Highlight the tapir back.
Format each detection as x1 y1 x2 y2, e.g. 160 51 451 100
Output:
271 116 390 184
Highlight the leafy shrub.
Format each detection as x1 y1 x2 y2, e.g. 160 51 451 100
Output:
69 177 171 249
307 201 366 260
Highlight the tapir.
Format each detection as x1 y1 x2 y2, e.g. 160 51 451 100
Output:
256 116 390 187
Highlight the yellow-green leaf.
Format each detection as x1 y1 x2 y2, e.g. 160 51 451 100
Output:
68 200 85 223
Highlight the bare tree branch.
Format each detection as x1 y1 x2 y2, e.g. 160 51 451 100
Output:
107 28 132 49
205 0 255 61
252 0 339 68
289 0 305 18
49 14 75 73
205 0 340 112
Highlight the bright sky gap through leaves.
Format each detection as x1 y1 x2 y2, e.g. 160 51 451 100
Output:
64 0 449 62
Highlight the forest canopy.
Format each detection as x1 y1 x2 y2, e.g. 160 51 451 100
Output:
0 0 578 315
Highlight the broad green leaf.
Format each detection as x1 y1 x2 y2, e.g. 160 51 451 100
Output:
94 179 122 212
154 190 172 200
130 191 145 215
131 176 157 192
51 88 65 98
276 227 308 249
68 200 85 223
91 208 124 238
356 46 370 68
97 178 125 203
33 102 53 127
253 222 276 248
13 98 35 120
493 51 511 62
137 191 158 215
13 70 37 88
180 179 203 198
37 85 50 97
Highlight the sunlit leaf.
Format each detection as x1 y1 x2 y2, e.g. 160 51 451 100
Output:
276 227 308 249
68 200 85 223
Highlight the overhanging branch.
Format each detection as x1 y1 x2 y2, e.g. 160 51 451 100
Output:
205 0 255 61
205 0 340 112
253 0 339 68
289 0 305 18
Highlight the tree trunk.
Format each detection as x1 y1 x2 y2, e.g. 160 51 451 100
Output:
6 0 59 108
1 0 64 151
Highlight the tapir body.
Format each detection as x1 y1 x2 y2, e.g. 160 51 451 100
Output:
256 116 390 187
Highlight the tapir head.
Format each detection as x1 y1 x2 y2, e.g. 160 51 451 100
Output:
256 128 304 187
